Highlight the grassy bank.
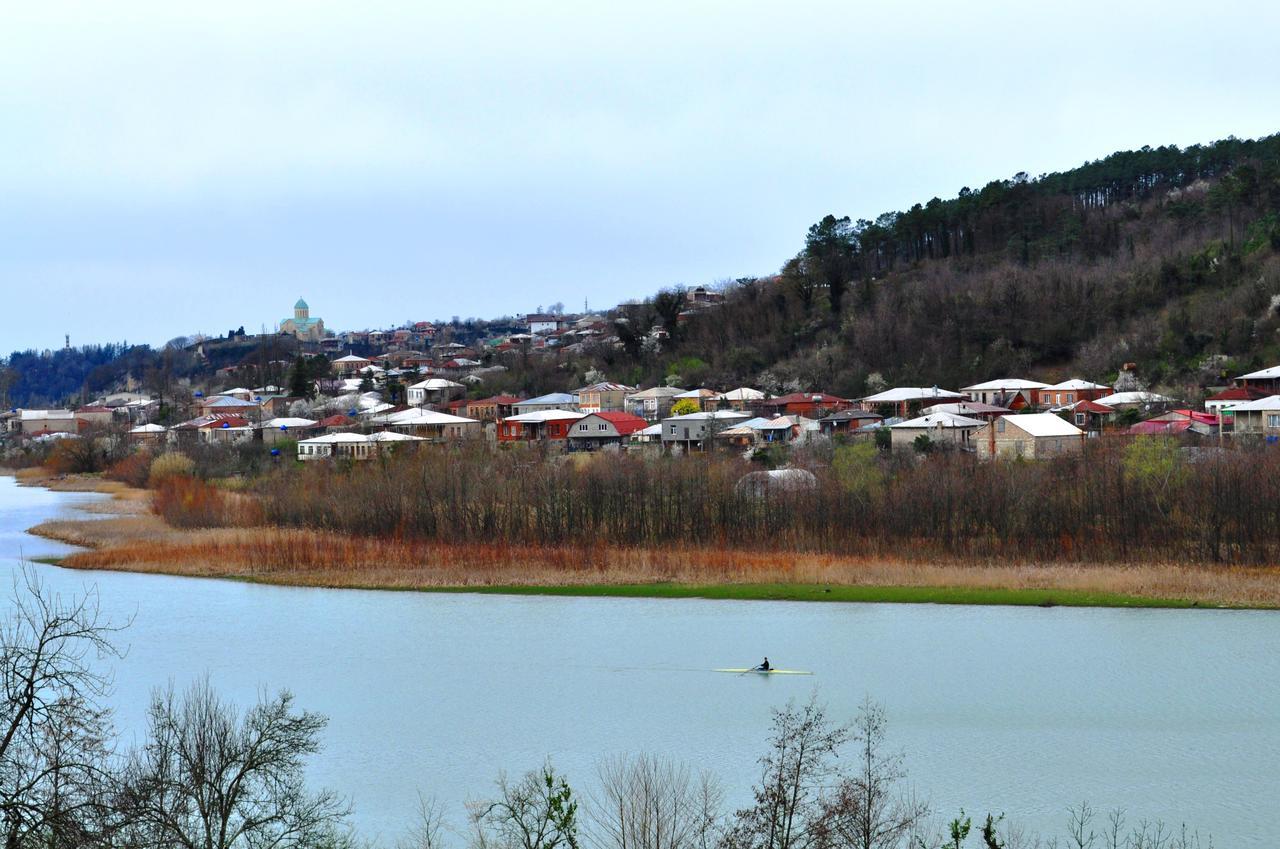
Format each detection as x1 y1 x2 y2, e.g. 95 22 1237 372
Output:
21 507 1277 609
12 469 1278 610
426 582 1204 608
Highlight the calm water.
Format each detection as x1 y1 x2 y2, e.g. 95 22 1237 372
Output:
2 476 1279 845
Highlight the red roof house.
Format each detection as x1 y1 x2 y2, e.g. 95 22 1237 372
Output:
565 412 650 450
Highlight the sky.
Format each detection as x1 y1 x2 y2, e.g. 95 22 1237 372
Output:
2 0 1279 353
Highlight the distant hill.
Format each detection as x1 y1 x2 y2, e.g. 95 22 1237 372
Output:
597 133 1280 399
5 132 1279 406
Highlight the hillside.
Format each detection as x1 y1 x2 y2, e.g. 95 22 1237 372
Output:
589 133 1280 399
4 132 1279 406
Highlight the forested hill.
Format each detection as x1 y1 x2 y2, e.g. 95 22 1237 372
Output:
598 133 1280 399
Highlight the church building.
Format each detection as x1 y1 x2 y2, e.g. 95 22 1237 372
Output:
280 297 325 342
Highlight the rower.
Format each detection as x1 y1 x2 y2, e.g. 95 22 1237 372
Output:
758 657 771 671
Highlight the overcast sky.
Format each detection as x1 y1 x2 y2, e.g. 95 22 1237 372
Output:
2 1 1278 352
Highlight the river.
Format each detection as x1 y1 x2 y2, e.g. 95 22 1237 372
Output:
2 476 1278 845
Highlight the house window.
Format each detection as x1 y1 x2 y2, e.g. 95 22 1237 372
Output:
598 424 607 430
996 419 1006 433
1075 413 1086 426
578 423 588 431
669 425 676 435
1065 393 1074 404
1268 414 1280 429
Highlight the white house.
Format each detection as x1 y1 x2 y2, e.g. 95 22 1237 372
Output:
1224 395 1280 436
974 413 1085 459
888 411 984 450
296 431 426 460
960 378 1049 409
377 408 482 441
407 378 464 406
1093 391 1173 408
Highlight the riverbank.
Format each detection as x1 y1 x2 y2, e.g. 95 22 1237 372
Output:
12 471 1279 609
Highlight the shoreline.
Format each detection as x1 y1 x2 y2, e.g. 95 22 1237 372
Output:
8 471 1279 610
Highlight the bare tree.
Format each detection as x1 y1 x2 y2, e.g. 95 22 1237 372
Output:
468 763 579 849
397 795 451 849
721 696 850 849
0 568 123 848
588 754 722 849
816 699 929 849
1065 803 1095 849
119 677 349 849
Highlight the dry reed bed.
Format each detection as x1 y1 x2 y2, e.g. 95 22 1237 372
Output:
26 512 1280 607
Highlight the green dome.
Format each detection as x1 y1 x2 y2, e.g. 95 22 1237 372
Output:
294 297 308 310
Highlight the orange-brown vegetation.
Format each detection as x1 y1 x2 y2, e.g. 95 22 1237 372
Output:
26 511 1280 607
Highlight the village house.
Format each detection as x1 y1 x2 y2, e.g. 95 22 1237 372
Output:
315 414 356 432
1128 410 1218 437
1039 378 1112 408
1063 399 1115 433
625 386 686 421
172 414 254 445
296 431 426 461
816 409 883 436
377 408 483 441
407 378 464 407
920 401 1011 421
960 378 1048 409
629 423 664 448
660 411 749 452
198 395 260 418
219 387 256 402
464 395 521 422
258 417 320 445
513 392 578 415
574 382 633 414
1233 365 1280 394
685 285 725 306
756 392 852 418
672 388 720 412
858 387 967 417
1222 395 1280 437
73 405 115 429
889 411 984 451
332 353 373 375
565 411 649 451
14 410 78 435
1093 391 1174 409
525 314 567 335
1204 385 1271 414
717 416 807 449
974 413 1085 459
127 423 168 444
258 395 303 418
716 387 766 411
498 409 585 443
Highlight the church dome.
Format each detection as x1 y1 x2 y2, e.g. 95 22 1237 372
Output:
294 297 309 310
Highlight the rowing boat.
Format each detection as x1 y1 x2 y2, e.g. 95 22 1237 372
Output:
714 668 813 675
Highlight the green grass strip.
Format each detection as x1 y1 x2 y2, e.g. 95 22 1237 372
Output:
421 581 1233 609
